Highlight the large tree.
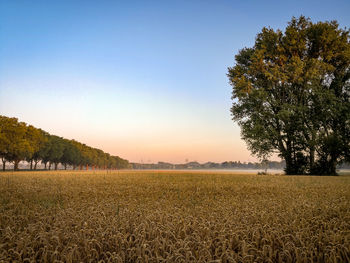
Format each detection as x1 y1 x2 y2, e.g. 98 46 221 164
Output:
0 116 35 170
228 16 350 175
43 135 65 170
60 139 81 170
30 130 50 170
26 126 46 170
0 116 13 170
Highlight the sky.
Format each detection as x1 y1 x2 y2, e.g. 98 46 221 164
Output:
0 0 349 164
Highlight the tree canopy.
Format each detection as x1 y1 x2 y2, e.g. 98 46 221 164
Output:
228 16 350 175
0 115 129 171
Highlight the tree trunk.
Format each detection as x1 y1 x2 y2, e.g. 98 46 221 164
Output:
30 160 33 170
1 157 6 171
284 152 294 175
324 156 338 175
34 161 39 170
330 160 337 175
64 164 67 170
49 163 51 170
14 160 20 171
54 163 58 170
284 138 293 175
44 162 47 170
309 148 315 174
309 131 316 174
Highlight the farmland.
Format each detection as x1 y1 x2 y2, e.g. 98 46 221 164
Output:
0 171 349 262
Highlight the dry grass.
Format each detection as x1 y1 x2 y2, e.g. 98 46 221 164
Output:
0 170 349 262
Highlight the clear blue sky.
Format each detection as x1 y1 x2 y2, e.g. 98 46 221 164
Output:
1 0 349 163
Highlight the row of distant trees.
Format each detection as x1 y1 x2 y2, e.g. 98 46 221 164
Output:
131 160 286 170
0 115 129 171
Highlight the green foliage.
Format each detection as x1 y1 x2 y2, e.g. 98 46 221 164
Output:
228 16 350 175
0 116 35 170
26 128 47 169
60 140 81 169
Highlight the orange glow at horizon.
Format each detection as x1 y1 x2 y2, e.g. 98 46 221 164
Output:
82 135 257 164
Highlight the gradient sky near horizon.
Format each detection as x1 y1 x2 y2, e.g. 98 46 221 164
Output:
0 0 349 163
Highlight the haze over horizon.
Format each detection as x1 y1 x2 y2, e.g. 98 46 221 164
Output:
1 0 349 164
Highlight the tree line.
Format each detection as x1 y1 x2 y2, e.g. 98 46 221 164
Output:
0 115 129 171
131 160 285 170
228 16 350 175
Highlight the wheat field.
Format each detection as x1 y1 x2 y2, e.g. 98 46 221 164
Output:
0 170 349 262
